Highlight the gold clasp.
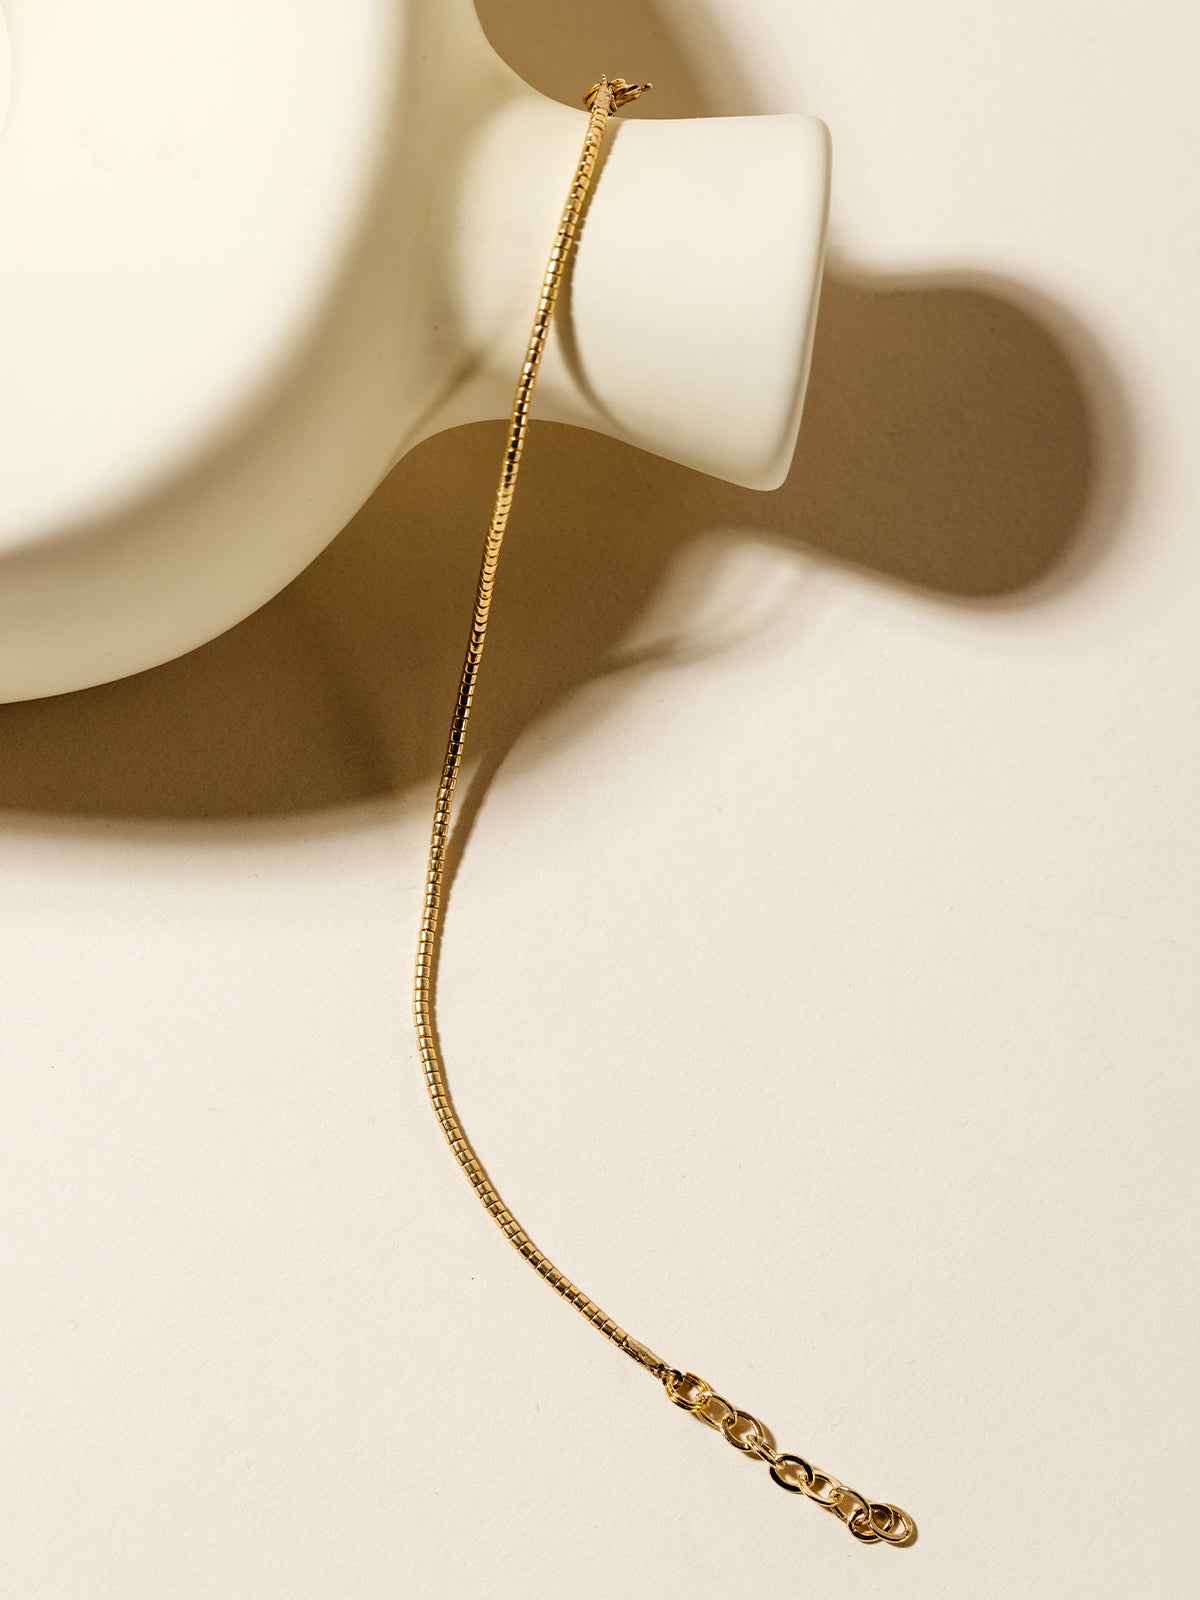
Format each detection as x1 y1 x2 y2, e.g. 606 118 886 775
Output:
583 77 653 113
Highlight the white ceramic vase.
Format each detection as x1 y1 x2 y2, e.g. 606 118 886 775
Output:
0 0 829 701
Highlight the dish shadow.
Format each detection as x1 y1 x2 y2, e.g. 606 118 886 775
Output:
0 0 1132 825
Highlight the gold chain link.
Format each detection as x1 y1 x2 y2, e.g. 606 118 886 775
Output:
411 75 915 1547
662 1370 914 1544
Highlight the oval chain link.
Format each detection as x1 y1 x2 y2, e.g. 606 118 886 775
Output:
661 1370 915 1545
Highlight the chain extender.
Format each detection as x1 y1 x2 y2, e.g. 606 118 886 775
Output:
412 75 915 1547
660 1369 914 1545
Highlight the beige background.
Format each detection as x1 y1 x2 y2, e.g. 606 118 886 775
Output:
3 1 1197 1595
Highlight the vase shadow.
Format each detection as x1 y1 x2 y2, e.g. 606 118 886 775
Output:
0 0 1132 825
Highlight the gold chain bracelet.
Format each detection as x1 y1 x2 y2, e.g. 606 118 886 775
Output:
412 75 914 1548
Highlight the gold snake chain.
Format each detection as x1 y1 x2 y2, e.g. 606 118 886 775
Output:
412 75 914 1546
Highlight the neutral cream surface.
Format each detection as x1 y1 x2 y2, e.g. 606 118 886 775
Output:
2 2 1197 1596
